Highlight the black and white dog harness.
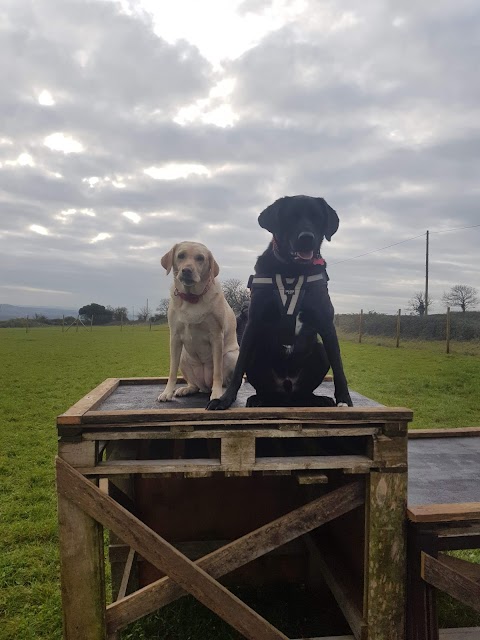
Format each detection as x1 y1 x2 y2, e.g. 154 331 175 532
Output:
248 268 329 346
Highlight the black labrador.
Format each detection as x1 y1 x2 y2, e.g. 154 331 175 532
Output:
207 195 352 409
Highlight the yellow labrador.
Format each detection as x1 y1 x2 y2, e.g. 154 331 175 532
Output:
158 241 239 402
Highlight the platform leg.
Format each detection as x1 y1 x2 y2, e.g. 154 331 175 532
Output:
57 440 106 640
407 525 439 640
364 471 407 640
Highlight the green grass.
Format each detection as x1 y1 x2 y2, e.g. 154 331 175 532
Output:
1 326 479 639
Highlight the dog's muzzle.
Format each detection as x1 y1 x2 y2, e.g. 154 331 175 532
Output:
294 232 316 261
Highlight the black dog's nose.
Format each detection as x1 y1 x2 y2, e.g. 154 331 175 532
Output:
182 267 193 276
297 231 315 249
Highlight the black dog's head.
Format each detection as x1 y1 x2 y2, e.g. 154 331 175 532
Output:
258 195 339 264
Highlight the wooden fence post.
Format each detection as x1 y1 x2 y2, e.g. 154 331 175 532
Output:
396 309 401 348
62 315 65 332
359 309 363 343
446 307 451 354
26 315 29 333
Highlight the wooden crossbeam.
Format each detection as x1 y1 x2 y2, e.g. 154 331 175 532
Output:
56 457 288 640
421 552 480 613
304 535 367 640
106 481 364 633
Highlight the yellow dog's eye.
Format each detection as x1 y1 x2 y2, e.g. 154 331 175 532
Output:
177 252 186 259
195 255 205 261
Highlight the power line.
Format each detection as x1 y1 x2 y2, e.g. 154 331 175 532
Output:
430 223 480 235
331 232 425 265
331 223 480 265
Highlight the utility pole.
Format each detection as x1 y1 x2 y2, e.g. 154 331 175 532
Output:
424 230 429 316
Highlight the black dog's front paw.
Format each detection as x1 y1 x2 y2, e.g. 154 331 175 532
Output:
336 392 353 407
206 392 236 410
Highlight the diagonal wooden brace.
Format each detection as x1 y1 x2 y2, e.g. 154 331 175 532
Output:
106 480 365 633
56 457 288 640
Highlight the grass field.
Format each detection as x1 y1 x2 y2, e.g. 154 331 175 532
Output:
1 325 479 639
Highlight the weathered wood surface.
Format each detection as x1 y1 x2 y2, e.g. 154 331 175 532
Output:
422 552 480 613
106 481 364 633
57 442 106 640
75 454 375 476
57 378 120 425
57 458 293 640
408 427 480 439
365 471 407 640
408 504 480 523
305 535 366 640
435 553 480 584
82 425 381 440
440 629 480 639
77 406 413 426
116 548 135 601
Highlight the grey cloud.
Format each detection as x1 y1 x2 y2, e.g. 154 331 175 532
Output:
0 0 479 314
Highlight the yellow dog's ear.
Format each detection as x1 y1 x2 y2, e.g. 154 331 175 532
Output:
161 245 177 275
209 251 220 278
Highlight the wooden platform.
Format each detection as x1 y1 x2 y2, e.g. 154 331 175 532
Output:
56 377 413 640
406 429 480 640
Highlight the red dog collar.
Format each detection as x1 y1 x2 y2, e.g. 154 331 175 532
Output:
174 280 211 303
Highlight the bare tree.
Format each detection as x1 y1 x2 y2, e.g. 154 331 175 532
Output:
136 305 149 322
156 298 170 318
442 284 479 313
407 292 433 316
221 278 250 315
112 306 128 321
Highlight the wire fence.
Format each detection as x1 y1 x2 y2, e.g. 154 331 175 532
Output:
335 309 480 353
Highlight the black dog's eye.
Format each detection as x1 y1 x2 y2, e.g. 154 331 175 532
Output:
195 255 205 262
177 252 186 260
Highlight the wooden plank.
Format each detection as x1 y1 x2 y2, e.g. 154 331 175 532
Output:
116 548 135 601
291 637 354 640
221 435 255 469
365 471 407 640
253 455 373 472
57 378 120 425
57 451 106 639
105 481 364 633
440 629 480 639
436 553 480 583
56 457 288 640
296 472 329 485
58 440 98 466
421 552 480 613
408 504 480 523
82 425 381 440
77 454 375 476
81 407 414 425
371 434 407 469
305 535 366 640
408 427 480 439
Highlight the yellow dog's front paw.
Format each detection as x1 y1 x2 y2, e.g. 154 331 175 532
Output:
157 390 174 402
173 385 197 398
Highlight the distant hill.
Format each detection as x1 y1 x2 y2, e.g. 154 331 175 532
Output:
0 304 78 320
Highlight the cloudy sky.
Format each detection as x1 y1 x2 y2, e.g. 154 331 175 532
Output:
1 0 479 316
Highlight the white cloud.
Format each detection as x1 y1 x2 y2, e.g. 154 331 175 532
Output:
29 225 49 235
44 133 84 153
90 233 112 243
123 211 141 223
144 163 211 180
5 153 35 167
38 90 55 105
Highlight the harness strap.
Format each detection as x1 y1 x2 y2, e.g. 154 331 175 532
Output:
248 271 326 318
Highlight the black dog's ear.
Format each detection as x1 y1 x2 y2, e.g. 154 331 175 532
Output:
315 197 339 241
258 197 290 233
